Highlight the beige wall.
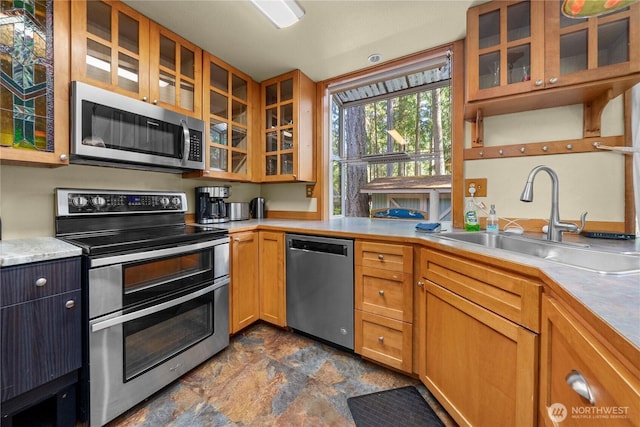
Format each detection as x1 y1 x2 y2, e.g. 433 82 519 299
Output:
0 164 261 240
0 96 627 240
464 96 626 226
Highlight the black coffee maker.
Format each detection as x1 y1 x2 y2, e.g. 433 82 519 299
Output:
195 186 230 224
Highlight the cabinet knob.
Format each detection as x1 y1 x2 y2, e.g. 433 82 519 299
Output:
65 300 76 309
549 77 558 84
566 370 595 405
35 277 47 287
59 154 68 161
293 175 297 180
152 99 158 105
378 336 384 343
417 281 424 288
378 290 384 296
142 96 148 102
377 254 384 260
234 237 240 242
535 79 544 86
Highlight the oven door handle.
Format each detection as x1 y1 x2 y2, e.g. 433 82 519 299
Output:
90 277 229 333
90 237 230 268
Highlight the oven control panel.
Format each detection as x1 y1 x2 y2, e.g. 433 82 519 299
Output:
56 189 188 215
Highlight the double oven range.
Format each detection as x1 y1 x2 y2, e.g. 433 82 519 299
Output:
55 189 229 426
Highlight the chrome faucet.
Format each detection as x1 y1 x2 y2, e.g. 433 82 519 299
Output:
520 165 587 242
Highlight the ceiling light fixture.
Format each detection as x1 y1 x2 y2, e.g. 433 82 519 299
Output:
368 54 382 64
250 0 305 29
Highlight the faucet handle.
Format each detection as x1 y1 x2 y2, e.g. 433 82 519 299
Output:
576 211 588 233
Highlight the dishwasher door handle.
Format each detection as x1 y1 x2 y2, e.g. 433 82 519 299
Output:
287 239 349 256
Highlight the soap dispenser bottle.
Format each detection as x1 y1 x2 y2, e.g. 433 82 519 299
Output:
487 204 499 234
464 197 480 231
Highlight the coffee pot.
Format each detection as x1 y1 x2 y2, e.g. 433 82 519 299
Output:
195 186 230 224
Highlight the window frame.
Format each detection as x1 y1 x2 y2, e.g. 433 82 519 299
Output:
316 41 465 224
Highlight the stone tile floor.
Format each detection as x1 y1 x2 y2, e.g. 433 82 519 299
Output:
107 323 456 426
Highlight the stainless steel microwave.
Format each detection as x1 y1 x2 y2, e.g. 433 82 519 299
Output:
71 81 205 173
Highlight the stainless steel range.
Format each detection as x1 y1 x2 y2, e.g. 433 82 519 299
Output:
55 188 229 426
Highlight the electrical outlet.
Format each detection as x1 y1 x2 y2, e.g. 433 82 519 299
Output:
465 178 487 197
306 185 315 198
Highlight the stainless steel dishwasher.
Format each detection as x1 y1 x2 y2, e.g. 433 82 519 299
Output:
286 234 354 350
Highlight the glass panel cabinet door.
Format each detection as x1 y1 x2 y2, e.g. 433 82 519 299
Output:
199 53 252 180
466 0 544 101
149 22 202 117
261 77 296 180
544 1 639 87
71 0 150 100
259 70 315 182
1 0 70 165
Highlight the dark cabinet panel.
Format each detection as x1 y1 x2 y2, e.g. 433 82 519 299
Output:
1 258 81 403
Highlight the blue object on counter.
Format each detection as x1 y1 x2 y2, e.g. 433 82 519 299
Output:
415 222 441 233
373 208 426 219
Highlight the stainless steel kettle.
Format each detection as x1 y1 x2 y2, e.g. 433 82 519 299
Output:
249 197 265 219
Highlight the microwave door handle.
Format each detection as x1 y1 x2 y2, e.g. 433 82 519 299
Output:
180 119 190 165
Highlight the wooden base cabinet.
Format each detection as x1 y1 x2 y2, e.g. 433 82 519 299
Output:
259 231 286 327
230 231 260 333
419 248 542 427
355 240 413 373
539 296 640 427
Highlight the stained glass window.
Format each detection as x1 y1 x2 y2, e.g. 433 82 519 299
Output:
0 0 54 151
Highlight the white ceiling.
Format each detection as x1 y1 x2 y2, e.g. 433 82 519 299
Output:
122 0 485 83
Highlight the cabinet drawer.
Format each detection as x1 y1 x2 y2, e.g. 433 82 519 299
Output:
355 310 412 373
355 266 412 322
356 241 412 273
539 297 640 427
424 249 541 332
0 258 81 307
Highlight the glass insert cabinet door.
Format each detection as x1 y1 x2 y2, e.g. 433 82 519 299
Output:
262 77 296 178
204 53 251 179
466 0 545 101
70 0 150 100
0 0 54 151
544 1 639 86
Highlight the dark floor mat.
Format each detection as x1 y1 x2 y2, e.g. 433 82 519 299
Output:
347 386 446 427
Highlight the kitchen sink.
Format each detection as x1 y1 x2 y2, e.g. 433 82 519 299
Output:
438 232 640 275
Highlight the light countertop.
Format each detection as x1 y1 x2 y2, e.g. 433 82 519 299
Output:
218 217 640 350
0 237 82 267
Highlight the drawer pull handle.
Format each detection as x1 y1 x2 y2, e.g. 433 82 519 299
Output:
35 277 47 287
378 290 384 296
65 300 76 309
566 370 595 405
417 281 424 288
377 254 384 260
378 336 384 343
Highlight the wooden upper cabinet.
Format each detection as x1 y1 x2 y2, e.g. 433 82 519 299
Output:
148 22 202 118
466 0 545 102
465 0 640 117
184 53 257 181
544 1 640 88
71 0 150 100
71 0 202 118
260 69 316 182
1 0 70 167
